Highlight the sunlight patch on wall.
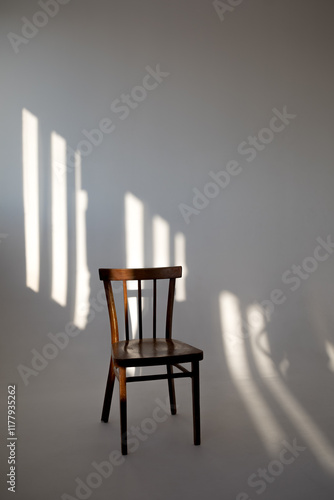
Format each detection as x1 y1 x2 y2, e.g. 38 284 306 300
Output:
22 108 40 292
125 192 144 270
152 215 170 267
325 340 334 372
51 132 68 307
73 152 90 329
174 232 187 302
220 291 285 455
125 192 144 346
249 305 334 475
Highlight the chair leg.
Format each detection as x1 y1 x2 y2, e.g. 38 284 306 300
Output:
167 365 177 415
101 358 115 423
119 367 127 455
191 361 201 445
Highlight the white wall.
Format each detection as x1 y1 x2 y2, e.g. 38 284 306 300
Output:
1 0 334 390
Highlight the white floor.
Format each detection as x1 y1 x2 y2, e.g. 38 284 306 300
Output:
2 338 334 500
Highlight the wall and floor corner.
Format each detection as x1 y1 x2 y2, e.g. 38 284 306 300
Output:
1 0 334 499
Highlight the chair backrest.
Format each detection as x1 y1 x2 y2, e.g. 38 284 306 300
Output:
99 267 182 343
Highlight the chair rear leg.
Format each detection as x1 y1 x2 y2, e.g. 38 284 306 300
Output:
101 358 115 423
167 365 177 415
191 361 201 445
119 367 127 455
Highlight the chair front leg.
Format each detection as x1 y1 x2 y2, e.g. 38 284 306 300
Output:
191 361 201 445
119 367 127 455
101 357 115 423
167 365 177 415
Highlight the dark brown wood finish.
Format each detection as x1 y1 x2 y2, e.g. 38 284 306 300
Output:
167 364 176 414
153 279 157 339
101 357 115 423
99 266 203 455
166 277 176 339
119 367 127 455
103 280 119 343
192 360 201 446
99 266 182 281
138 280 142 340
123 281 129 341
111 338 203 367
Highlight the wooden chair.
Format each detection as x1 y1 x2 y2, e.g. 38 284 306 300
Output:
99 266 203 455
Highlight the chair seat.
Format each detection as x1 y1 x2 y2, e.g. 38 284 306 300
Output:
112 338 203 367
